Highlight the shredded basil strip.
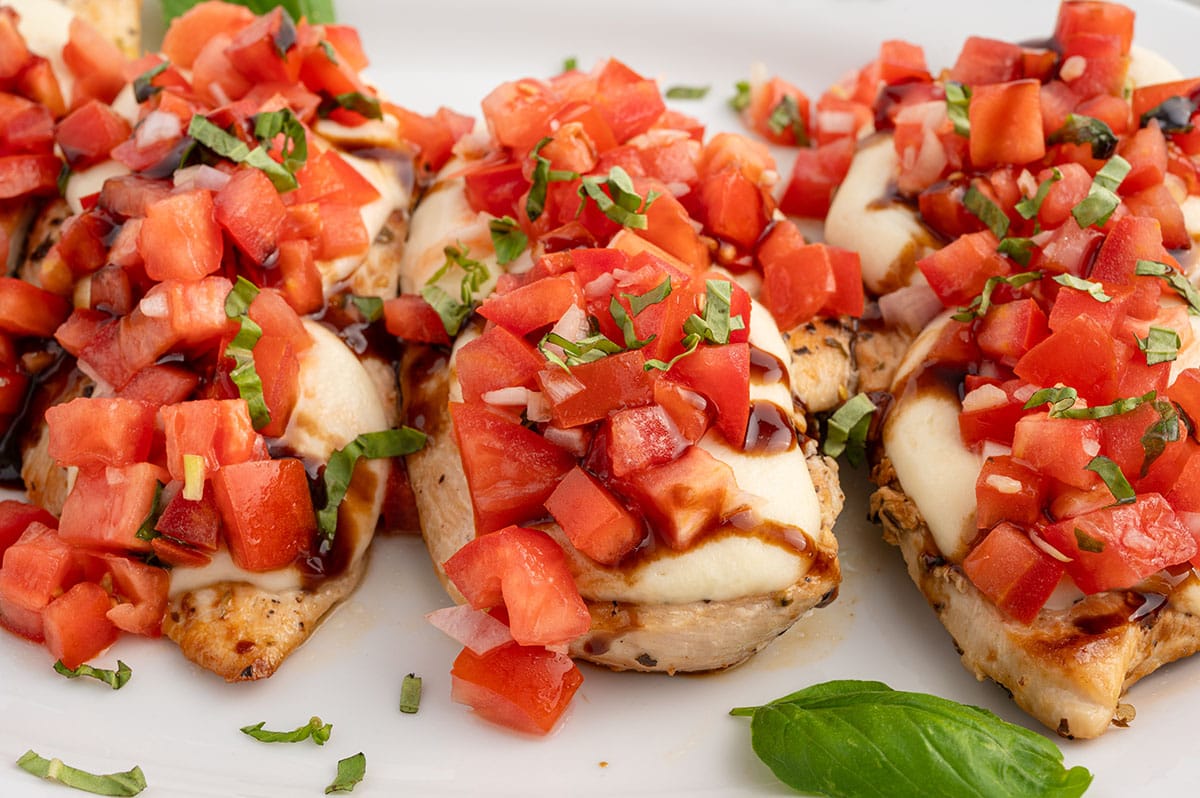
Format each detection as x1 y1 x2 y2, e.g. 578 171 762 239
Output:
1024 387 1155 420
1086 455 1136 505
134 481 164 542
963 185 1009 239
577 165 660 229
399 673 422 714
319 92 383 121
996 237 1034 267
562 56 578 72
241 716 333 746
1071 154 1130 229
16 750 147 796
1074 527 1107 553
729 80 752 112
1142 400 1182 476
325 752 366 794
683 279 744 346
488 216 528 265
766 94 808 145
526 137 579 222
1052 274 1112 302
822 393 875 467
608 299 655 351
1022 386 1080 416
57 162 71 196
1136 259 1200 315
347 294 384 323
421 244 491 337
1140 95 1197 133
1048 114 1118 159
626 277 672 316
1015 167 1062 220
539 331 623 370
317 429 427 542
222 278 270 431
643 335 701 372
132 61 169 103
187 113 305 192
952 271 1042 322
53 659 132 690
1137 326 1181 366
318 39 338 64
253 108 308 177
665 85 710 100
944 81 971 137
730 680 1091 798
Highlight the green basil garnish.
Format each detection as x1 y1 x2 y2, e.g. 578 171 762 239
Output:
17 750 146 796
1135 259 1200 315
729 80 752 112
1024 387 1155 420
187 110 307 193
325 752 366 794
665 85 710 100
766 94 808 145
132 61 169 104
1140 95 1196 133
562 56 578 72
539 331 623 370
134 481 164 542
53 660 132 690
1015 167 1061 221
822 392 875 467
222 278 270 430
318 92 383 121
609 299 656 351
1075 527 1107 553
1052 274 1112 302
421 244 490 337
241 716 333 746
1048 114 1118 159
1086 454 1136 504
399 673 422 714
161 0 336 24
944 81 971 137
317 429 427 543
1142 400 1182 476
952 271 1042 322
1136 326 1181 365
487 216 528 266
1071 155 1130 229
577 166 661 229
346 294 384 323
996 237 1035 267
963 185 1009 239
526 137 579 223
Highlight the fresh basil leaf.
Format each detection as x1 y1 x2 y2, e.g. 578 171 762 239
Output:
317 429 427 543
134 481 164 542
729 80 752 112
1141 400 1182 476
608 298 655 350
319 39 338 64
1140 95 1197 134
1026 388 1155 420
526 137 579 223
488 216 528 266
643 333 701 372
682 279 744 346
730 680 1091 798
944 81 971 137
1071 155 1130 229
253 108 308 177
823 393 875 467
1075 527 1106 553
766 94 809 145
1015 167 1061 220
577 166 660 229
420 285 472 337
539 331 623 369
1086 454 1136 504
1023 386 1080 416
1052 274 1112 302
422 244 491 336
222 278 270 430
625 277 672 316
17 750 147 796
241 716 333 746
996 237 1034 267
562 56 578 72
1135 259 1200 315
325 752 366 794
187 115 299 192
132 61 169 104
1048 114 1118 159
270 6 297 56
1136 326 1180 365
399 673 422 715
318 92 383 121
963 185 1009 239
162 0 335 24
665 85 710 100
952 271 1042 322
347 294 384 323
53 660 132 690
57 162 71 196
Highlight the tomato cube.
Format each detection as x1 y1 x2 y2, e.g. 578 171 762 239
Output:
968 80 1046 167
478 275 581 337
698 167 770 249
780 137 855 219
1088 216 1173 285
63 17 127 105
545 467 644 566
58 463 162 552
42 582 119 669
481 78 564 155
140 189 224 282
450 642 583 735
114 364 200 406
666 343 750 446
1014 314 1120 407
211 458 314 572
215 167 286 264
949 36 1023 85
975 455 1048 530
1011 413 1102 491
0 153 60 199
620 445 740 550
161 399 264 482
456 325 545 405
606 405 687 478
975 298 1049 367
98 554 169 636
161 1 255 69
45 397 156 469
383 294 451 345
55 100 131 170
0 277 69 338
537 350 654 429
959 380 1028 448
463 160 530 219
917 230 1010 307
757 222 836 330
962 522 1063 625
0 501 57 560
0 524 78 613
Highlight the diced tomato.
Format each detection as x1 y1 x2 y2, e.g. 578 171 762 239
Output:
97 554 169 636
224 7 301 86
1055 1 1135 56
114 365 200 406
968 80 1046 168
191 32 253 105
605 404 687 478
779 137 855 219
211 458 314 572
481 78 564 155
653 379 709 444
757 223 836 330
45 397 156 469
698 166 770 249
962 522 1063 625
462 160 530 219
443 524 590 647
456 325 545 405
0 524 77 617
214 167 285 264
0 94 54 155
42 582 119 669
0 277 69 338
635 186 710 271
275 238 323 315
1014 313 1120 407
162 1 256 69
0 502 57 560
450 642 583 735
666 342 750 446
17 57 67 119
1011 412 1101 491
54 100 131 170
1034 163 1093 230
383 294 450 345
918 230 1010 307
975 298 1049 367
58 463 162 552
537 351 653 429
139 189 223 282
0 153 60 199
959 380 1029 448
1034 217 1105 277
63 17 127 105
950 36 1023 85
822 247 865 318
742 76 811 146
0 8 31 81
160 399 263 482
478 275 580 337
619 445 739 549
1090 214 1175 284
1123 184 1189 250
545 466 643 565
975 455 1048 531
1168 368 1200 433
451 403 575 533
923 318 982 369
155 482 222 552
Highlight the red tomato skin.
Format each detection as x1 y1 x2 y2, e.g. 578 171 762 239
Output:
59 464 162 552
42 582 119 669
779 138 855 219
619 445 740 550
462 160 530 219
698 167 770 249
450 642 583 735
161 1 256 69
1014 314 1120 407
0 524 78 615
98 554 169 636
962 522 1063 625
950 36 1023 85
211 458 315 572
976 299 1049 367
1011 413 1102 491
918 231 1010 307
45 397 156 469
161 399 263 482
383 294 451 345
545 467 644 566
757 222 835 330
63 17 127 106
481 78 564 155
1123 184 1189 250
455 325 544 405
1088 215 1173 285
968 80 1046 168
55 99 131 170
140 189 223 282
605 404 687 478
114 365 200 406
478 275 581 337
975 456 1048 531
0 276 70 338
214 167 285 264
537 350 654 429
0 501 57 560
666 342 750 447
0 153 62 199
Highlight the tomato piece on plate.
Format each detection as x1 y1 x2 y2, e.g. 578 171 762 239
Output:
97 554 169 636
383 294 451 345
0 501 57 560
211 458 315 572
0 524 78 614
161 1 255 69
546 466 644 566
0 276 69 338
665 342 750 447
155 483 222 552
619 445 740 550
1011 413 1102 491
1013 313 1120 407
450 642 583 735
55 99 131 170
757 223 836 330
605 404 687 478
58 464 162 552
975 455 1048 531
139 189 224 282
455 326 544 405
962 522 1063 625
917 231 1010 308
42 582 119 669
161 399 264 482
975 298 1049 367
45 397 156 469
478 275 581 337
63 17 127 105
968 80 1046 167
537 350 654 429
214 166 286 264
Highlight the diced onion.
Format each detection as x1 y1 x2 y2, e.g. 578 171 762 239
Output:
481 387 530 406
136 110 182 148
425 605 513 656
182 453 205 501
878 280 943 334
1060 55 1087 82
525 391 551 423
548 304 589 343
175 164 231 192
984 474 1023 495
137 291 170 319
1029 531 1073 563
541 425 588 457
961 383 1008 413
583 272 617 300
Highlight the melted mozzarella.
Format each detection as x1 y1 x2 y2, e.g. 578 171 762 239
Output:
398 167 499 295
6 0 75 98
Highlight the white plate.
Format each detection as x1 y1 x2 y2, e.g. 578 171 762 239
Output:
6 1 1200 796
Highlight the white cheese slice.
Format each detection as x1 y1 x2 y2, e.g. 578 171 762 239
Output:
398 167 499 296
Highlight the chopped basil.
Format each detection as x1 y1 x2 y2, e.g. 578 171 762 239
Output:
1142 400 1182 476
944 81 971 137
241 716 333 745
487 216 528 266
766 94 809 145
1048 114 1118 159
16 750 146 796
1052 274 1112 302
318 92 383 121
1136 326 1181 365
1086 455 1136 504
132 61 169 104
952 271 1042 322
729 80 752 112
399 673 422 714
347 294 384 323
421 244 491 337
577 166 661 229
526 137 579 223
325 752 366 794
1074 527 1107 553
1135 259 1200 315
182 454 205 501
53 660 132 690
187 113 304 193
318 39 338 64
539 331 623 370
57 162 71 196
223 278 271 431
665 85 710 100
609 299 655 350
1015 167 1062 220
134 481 164 542
1140 95 1197 133
1024 387 1155 420
1071 154 1130 229
963 185 1009 239
562 56 578 72
253 108 308 177
822 393 875 467
1022 386 1080 416
162 0 336 23
730 680 1092 798
626 277 672 316
996 237 1035 267
643 336 701 372
317 429 427 543
683 279 744 346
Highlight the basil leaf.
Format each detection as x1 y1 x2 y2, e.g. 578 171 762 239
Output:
132 61 169 104
1142 400 1182 476
823 392 875 467
682 279 743 346
134 481 164 542
1048 114 1118 159
422 244 491 336
318 92 383 121
16 750 146 796
1140 95 1197 133
1026 388 1155 420
488 216 528 266
319 39 338 64
562 56 578 72
952 271 1042 322
625 276 672 316
963 185 1009 239
1086 455 1136 504
53 660 132 690
1136 326 1180 365
526 137 579 223
539 331 623 369
730 680 1091 798
577 166 660 229
944 81 971 137
241 716 333 746
253 108 308 178
399 673 422 715
766 94 809 145
1015 167 1061 220
1052 274 1112 302
996 237 1034 267
1136 259 1200 315
1023 386 1080 416
317 429 427 543
643 334 701 372
325 752 366 794
222 278 271 430
187 114 300 192
1071 155 1130 229
729 80 752 112
665 85 710 100
1075 527 1106 553
162 0 335 24
347 294 384 323
608 298 655 350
